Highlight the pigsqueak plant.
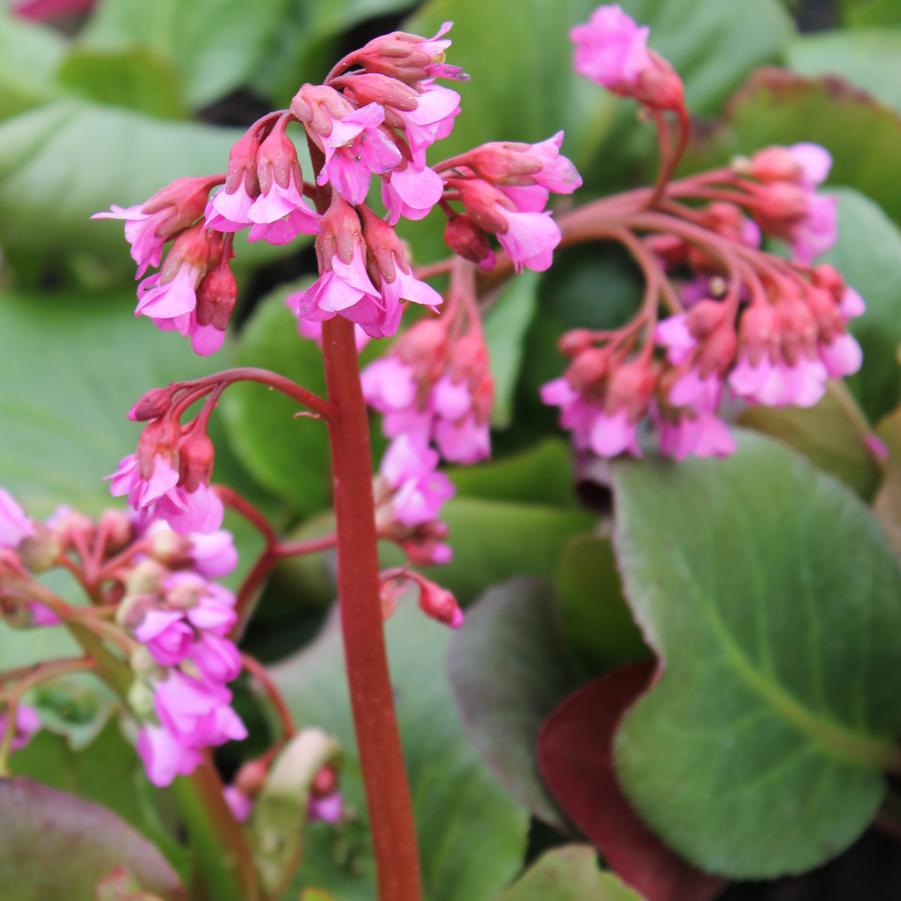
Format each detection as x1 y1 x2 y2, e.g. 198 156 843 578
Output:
1 5 899 901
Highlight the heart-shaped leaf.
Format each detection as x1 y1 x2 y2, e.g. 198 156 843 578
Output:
448 578 572 829
611 432 901 878
0 777 185 900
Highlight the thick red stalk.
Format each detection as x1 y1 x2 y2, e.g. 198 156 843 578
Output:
320 316 423 900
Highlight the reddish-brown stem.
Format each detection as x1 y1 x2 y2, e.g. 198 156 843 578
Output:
176 368 335 420
648 106 691 209
215 485 278 547
241 653 296 739
321 316 422 901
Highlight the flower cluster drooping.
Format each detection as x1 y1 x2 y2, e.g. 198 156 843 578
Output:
120 533 246 788
537 5 862 463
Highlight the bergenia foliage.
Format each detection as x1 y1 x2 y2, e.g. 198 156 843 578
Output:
0 3 899 900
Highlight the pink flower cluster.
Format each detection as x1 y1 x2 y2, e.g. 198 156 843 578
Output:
0 705 41 753
744 143 838 262
286 199 443 338
94 179 238 356
124 532 246 787
439 132 582 272
363 320 493 465
109 416 222 535
570 5 684 110
543 264 864 461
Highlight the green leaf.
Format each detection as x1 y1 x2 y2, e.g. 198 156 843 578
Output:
0 100 239 257
611 432 901 878
841 0 901 27
0 11 65 119
687 70 901 228
0 290 213 516
436 497 594 603
874 405 901 555
0 777 185 900
555 534 648 674
253 0 418 104
448 578 571 829
500 845 642 901
448 438 579 508
739 387 882 500
484 272 539 429
821 189 901 422
271 603 529 900
80 0 285 108
787 30 901 115
56 47 187 119
221 288 332 516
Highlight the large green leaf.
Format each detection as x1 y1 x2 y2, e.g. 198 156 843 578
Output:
448 578 571 829
483 272 539 429
56 47 187 119
500 845 642 901
0 11 65 119
611 432 901 878
437 497 594 603
820 189 901 423
687 70 901 228
0 290 212 515
787 30 901 114
80 0 285 108
0 100 239 257
271 602 529 900
0 777 185 900
555 533 648 674
221 288 332 516
841 0 901 27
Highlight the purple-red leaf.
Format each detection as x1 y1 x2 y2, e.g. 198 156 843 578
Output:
538 664 725 901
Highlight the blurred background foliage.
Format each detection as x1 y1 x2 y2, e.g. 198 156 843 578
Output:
1 0 900 898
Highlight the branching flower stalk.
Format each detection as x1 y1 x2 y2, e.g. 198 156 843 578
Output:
0 5 885 900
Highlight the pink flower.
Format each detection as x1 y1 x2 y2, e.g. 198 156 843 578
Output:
729 355 826 408
658 412 736 461
93 175 220 278
308 791 343 823
380 436 455 527
571 5 651 91
0 489 34 548
136 724 202 788
382 163 444 224
189 530 238 579
394 82 461 163
153 483 225 535
790 193 838 263
135 608 194 666
788 143 832 188
669 368 722 412
495 209 560 273
590 408 641 458
247 125 320 245
819 332 862 378
154 671 246 748
0 705 41 752
224 785 254 822
297 318 371 351
352 21 468 83
191 633 242 683
655 314 696 365
839 286 865 321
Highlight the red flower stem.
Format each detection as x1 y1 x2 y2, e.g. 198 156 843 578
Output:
215 485 278 547
241 653 296 738
320 316 423 901
647 105 691 208
178 367 335 420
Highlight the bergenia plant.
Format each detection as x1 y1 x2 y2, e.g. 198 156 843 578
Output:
2 4 899 901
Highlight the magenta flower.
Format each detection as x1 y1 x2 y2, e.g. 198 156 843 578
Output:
381 163 444 224
571 5 651 91
394 82 461 163
191 633 242 684
790 193 838 263
352 21 469 83
655 314 696 365
154 670 246 749
495 209 560 272
0 489 34 548
189 529 239 579
308 791 343 823
224 785 254 822
136 724 203 788
0 705 41 752
93 175 220 278
380 436 455 527
658 411 736 461
247 125 321 245
135 608 194 667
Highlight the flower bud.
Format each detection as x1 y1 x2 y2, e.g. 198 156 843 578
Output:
195 256 237 330
177 429 215 493
418 579 463 628
444 214 494 267
128 387 173 422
